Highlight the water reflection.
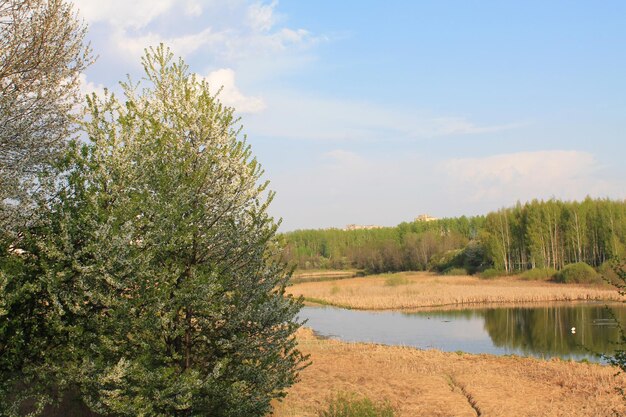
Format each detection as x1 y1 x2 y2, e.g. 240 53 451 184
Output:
415 304 625 357
299 303 626 362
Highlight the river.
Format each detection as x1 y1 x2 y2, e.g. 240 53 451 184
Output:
298 302 626 362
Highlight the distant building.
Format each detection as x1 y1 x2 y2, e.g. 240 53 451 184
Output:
415 214 438 222
344 224 383 231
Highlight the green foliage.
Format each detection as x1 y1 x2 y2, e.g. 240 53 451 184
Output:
481 304 626 355
597 259 626 394
1 45 306 416
0 0 92 410
520 268 558 280
284 198 626 277
480 268 505 279
554 262 601 284
482 198 626 274
428 249 464 273
459 240 488 274
282 216 483 273
442 268 468 276
317 393 395 417
384 274 410 286
598 261 625 286
0 240 69 416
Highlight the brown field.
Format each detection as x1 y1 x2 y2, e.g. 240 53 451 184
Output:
273 328 626 417
288 271 624 310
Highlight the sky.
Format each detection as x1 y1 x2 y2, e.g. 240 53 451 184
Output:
72 0 626 231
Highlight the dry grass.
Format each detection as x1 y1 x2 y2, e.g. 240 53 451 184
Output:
288 271 624 310
292 270 359 284
272 328 626 417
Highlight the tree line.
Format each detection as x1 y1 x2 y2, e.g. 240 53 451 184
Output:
282 216 484 273
282 198 626 274
482 198 626 273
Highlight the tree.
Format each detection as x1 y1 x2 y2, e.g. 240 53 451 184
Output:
602 258 626 398
0 0 91 233
29 45 305 416
0 1 91 413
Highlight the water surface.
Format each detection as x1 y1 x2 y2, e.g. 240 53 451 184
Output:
298 302 626 362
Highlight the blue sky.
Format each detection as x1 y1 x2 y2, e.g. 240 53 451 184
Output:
73 0 626 230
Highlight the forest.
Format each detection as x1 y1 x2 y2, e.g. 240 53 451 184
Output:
282 198 626 275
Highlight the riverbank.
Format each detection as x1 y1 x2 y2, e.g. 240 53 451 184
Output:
272 328 626 416
291 269 359 283
288 271 624 310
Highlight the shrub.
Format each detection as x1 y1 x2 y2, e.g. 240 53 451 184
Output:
555 262 602 284
598 260 625 286
317 393 395 417
520 268 558 280
480 268 505 279
384 274 409 287
428 241 487 275
460 240 487 274
428 249 464 273
443 267 468 276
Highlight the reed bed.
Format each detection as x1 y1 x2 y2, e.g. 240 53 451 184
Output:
272 328 626 417
291 269 359 284
288 272 624 310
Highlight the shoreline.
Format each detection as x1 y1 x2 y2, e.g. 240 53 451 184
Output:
302 297 625 312
289 271 624 311
273 327 626 417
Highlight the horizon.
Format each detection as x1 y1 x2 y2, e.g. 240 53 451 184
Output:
72 0 626 231
282 195 626 232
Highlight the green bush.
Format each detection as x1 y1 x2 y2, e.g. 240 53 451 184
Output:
317 393 395 417
520 268 558 280
384 274 409 287
598 260 625 286
428 249 464 273
443 267 468 276
428 241 487 275
480 268 505 279
555 262 601 284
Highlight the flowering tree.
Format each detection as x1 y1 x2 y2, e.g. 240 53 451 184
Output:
69 45 306 416
0 0 91 232
0 0 91 413
1 45 306 416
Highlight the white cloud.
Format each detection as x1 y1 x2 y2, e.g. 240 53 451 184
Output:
270 148 625 231
245 92 522 141
72 0 176 29
204 68 266 113
432 117 524 136
268 150 442 230
73 0 320 67
325 149 365 166
78 73 106 98
183 0 203 17
247 0 279 32
441 150 611 203
112 28 223 60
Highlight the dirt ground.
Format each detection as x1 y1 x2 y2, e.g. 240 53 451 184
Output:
273 328 626 417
